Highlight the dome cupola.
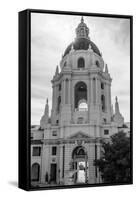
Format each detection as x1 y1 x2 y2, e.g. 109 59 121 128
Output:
63 17 101 57
75 16 90 40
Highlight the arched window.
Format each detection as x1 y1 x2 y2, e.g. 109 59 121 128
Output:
101 82 104 89
96 60 100 67
93 78 96 104
59 83 61 91
65 79 69 104
72 146 86 158
101 95 105 112
57 96 61 112
78 57 85 68
31 163 40 181
74 82 87 109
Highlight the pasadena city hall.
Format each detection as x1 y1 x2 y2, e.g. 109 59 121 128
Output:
31 17 128 186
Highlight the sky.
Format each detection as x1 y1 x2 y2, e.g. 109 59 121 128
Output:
31 13 130 125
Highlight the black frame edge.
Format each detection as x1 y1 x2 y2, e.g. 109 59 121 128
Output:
22 8 133 18
130 15 133 184
19 10 31 191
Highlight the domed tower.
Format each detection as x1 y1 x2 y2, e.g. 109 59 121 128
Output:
32 17 126 186
41 17 116 185
51 17 112 129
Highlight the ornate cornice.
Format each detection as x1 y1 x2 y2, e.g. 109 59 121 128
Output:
31 137 103 146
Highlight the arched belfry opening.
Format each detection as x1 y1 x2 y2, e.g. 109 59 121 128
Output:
75 82 87 110
71 146 88 184
78 57 85 68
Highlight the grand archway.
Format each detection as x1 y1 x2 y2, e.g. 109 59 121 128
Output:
72 146 88 184
74 82 87 109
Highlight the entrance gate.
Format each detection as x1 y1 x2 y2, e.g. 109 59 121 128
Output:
72 146 88 184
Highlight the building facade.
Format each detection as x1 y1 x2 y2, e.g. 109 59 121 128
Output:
31 17 126 186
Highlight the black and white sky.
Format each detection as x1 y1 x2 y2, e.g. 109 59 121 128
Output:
31 13 130 125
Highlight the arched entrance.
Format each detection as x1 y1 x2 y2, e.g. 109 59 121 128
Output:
31 163 40 182
72 146 88 184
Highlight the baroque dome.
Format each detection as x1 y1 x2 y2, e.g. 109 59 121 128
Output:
63 16 101 57
63 38 101 57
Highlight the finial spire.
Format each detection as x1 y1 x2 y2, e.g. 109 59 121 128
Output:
105 64 108 73
115 96 120 114
81 16 84 23
75 16 89 39
113 96 124 126
44 98 49 116
55 65 59 75
40 98 49 128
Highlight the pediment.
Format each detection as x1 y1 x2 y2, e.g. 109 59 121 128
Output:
68 132 90 139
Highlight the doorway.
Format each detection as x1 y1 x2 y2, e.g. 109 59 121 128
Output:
50 163 57 183
72 146 88 184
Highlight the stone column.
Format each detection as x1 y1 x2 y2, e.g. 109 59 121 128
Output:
54 84 58 110
62 79 65 105
88 76 91 121
91 78 93 105
87 144 96 184
41 145 50 184
89 76 91 103
96 142 102 183
85 155 87 183
96 78 98 104
104 83 107 112
68 79 71 104
96 78 100 106
59 144 64 183
65 79 69 104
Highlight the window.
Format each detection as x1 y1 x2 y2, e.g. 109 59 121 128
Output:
52 146 57 155
101 95 105 112
104 130 109 135
57 96 61 112
101 83 104 89
31 163 40 181
59 83 61 91
78 57 85 68
103 118 107 123
33 147 41 156
65 79 69 104
96 60 100 67
93 78 96 104
56 120 59 124
52 131 57 136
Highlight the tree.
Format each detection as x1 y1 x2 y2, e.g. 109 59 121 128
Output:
95 131 131 184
